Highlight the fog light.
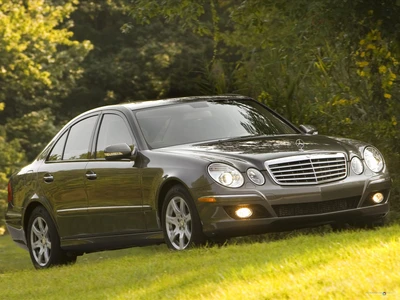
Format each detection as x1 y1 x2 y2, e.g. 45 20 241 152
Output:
372 192 384 204
235 207 253 218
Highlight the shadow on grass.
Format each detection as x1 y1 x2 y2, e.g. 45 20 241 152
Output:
220 211 400 247
1 224 399 299
117 224 400 299
0 233 170 272
1 212 399 274
0 234 32 273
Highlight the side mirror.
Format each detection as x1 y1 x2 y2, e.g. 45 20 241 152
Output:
104 143 137 160
299 124 318 135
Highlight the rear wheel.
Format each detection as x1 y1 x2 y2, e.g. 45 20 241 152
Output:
27 206 77 269
162 185 205 250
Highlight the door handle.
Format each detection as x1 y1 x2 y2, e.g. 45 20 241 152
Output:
43 174 54 183
85 170 97 180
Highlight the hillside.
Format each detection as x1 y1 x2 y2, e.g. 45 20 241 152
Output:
1 225 399 299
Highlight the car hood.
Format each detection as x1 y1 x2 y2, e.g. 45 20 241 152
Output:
157 134 363 171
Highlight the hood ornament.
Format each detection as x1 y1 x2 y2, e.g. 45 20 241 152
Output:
295 139 305 151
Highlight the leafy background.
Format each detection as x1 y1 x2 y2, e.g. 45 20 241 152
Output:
1 0 399 232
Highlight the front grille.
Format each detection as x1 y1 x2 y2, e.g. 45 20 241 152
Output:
265 153 347 185
272 197 359 217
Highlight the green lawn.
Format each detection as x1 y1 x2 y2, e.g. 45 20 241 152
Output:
0 226 399 299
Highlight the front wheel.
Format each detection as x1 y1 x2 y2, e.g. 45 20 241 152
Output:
27 206 77 269
162 185 205 250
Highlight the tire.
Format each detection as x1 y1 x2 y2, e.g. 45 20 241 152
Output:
27 206 77 269
162 185 205 250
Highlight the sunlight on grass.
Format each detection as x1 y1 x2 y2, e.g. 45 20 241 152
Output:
0 226 399 299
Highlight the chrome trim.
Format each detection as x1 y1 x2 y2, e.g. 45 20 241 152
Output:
57 208 87 213
265 153 347 186
88 205 151 211
57 205 151 213
202 194 261 199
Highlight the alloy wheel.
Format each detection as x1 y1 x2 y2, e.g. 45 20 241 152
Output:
165 196 192 250
30 216 52 267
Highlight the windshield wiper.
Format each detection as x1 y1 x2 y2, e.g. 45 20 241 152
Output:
194 134 269 146
218 134 269 142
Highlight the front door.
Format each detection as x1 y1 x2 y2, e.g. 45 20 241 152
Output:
85 112 146 235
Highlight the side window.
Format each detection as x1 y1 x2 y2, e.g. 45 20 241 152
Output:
96 114 133 159
63 116 97 160
48 131 68 161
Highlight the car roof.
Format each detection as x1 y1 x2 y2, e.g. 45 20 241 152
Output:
86 95 253 114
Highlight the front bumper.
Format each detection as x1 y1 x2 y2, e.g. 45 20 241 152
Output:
195 174 391 238
201 203 389 237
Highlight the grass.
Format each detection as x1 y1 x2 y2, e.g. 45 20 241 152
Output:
0 225 399 299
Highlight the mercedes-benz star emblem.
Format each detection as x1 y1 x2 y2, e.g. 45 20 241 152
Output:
295 139 305 151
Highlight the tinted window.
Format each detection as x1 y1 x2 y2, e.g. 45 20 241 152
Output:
63 116 97 160
135 100 297 148
96 114 133 159
48 131 68 161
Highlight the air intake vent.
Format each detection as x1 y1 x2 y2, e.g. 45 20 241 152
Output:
272 197 359 217
265 153 347 185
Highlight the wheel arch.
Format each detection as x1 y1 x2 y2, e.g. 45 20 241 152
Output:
23 201 57 239
156 178 193 222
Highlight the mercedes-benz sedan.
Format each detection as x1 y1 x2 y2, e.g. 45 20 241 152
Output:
6 95 391 268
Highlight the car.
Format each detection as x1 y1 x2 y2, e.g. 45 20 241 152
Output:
6 95 391 268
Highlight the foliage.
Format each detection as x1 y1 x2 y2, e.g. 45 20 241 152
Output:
0 127 25 234
0 0 399 225
1 225 400 298
0 0 92 159
0 0 92 229
57 0 211 122
128 0 400 213
0 0 92 120
130 0 209 35
5 109 58 161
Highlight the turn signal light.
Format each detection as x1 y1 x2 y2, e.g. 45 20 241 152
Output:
198 197 217 203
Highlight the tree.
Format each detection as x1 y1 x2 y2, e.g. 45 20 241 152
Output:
0 0 92 232
0 0 93 160
128 0 400 213
56 0 211 122
0 114 24 234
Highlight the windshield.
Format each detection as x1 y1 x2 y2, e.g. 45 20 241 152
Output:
134 100 297 148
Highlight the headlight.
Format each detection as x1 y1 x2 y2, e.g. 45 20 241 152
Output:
351 157 364 175
247 168 265 185
208 163 244 188
364 146 384 173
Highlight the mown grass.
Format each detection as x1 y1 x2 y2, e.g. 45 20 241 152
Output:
0 225 399 299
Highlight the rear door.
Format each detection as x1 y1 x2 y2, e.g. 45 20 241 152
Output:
85 111 146 236
38 114 99 239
